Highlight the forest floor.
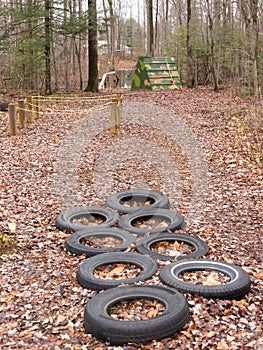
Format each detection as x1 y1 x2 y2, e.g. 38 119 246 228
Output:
0 86 262 350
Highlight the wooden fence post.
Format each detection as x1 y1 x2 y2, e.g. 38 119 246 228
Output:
33 95 40 119
27 96 34 123
8 104 17 136
117 93 122 128
110 98 118 135
18 99 26 129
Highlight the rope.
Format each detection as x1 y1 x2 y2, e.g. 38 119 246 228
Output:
16 101 112 114
43 101 112 114
16 107 42 114
13 94 122 121
33 94 120 101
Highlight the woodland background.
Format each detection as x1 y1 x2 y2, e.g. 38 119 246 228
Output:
0 0 262 95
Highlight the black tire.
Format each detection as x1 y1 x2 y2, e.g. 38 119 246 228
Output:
55 206 119 232
136 233 209 261
77 252 158 290
65 227 135 256
84 285 190 345
160 259 251 299
118 208 185 236
0 102 8 111
105 189 170 214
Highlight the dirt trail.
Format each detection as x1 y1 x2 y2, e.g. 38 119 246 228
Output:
0 87 262 349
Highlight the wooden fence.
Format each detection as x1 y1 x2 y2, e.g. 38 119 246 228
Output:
7 94 122 136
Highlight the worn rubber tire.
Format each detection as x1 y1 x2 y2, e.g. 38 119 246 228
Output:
84 285 190 345
160 259 251 299
55 206 119 232
0 102 8 111
118 208 185 236
77 252 158 290
105 189 170 214
136 233 209 261
65 227 135 256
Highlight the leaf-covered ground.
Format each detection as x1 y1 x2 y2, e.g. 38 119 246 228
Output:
0 87 262 349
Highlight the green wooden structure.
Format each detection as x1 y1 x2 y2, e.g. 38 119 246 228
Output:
131 56 182 91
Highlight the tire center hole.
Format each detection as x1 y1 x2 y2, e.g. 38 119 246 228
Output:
71 213 106 226
93 263 142 280
120 196 155 208
150 240 195 257
108 298 166 321
179 269 231 285
132 215 171 229
80 236 122 248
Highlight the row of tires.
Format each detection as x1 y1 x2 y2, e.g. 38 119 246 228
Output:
56 189 251 345
56 205 185 235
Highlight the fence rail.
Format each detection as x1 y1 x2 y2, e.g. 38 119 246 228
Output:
7 94 122 137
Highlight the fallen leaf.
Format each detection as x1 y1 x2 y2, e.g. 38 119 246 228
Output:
56 315 67 324
217 339 229 350
223 308 232 315
108 265 125 276
181 330 192 338
8 222 16 233
147 309 158 318
67 320 74 333
207 331 217 338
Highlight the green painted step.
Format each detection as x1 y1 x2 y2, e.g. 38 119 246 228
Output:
131 56 182 91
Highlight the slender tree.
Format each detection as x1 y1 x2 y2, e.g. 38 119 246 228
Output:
108 0 116 68
186 0 194 87
85 0 98 92
154 0 159 54
44 0 52 94
206 0 219 91
239 0 259 95
146 0 154 56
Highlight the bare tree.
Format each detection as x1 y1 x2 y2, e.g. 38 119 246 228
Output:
108 0 116 68
86 0 98 92
206 0 220 91
44 0 52 94
187 0 194 87
239 0 259 95
146 0 154 56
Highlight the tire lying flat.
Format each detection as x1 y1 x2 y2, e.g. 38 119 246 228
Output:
105 189 170 214
55 206 119 232
77 252 158 290
66 227 135 256
136 233 209 261
160 259 251 299
84 285 190 345
118 208 185 236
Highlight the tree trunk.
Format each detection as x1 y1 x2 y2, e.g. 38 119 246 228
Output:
63 0 70 90
186 0 194 88
251 0 259 96
102 0 110 60
164 0 169 42
85 0 98 92
78 0 84 90
26 0 34 90
154 0 159 55
239 0 259 95
44 0 52 94
108 0 115 69
206 0 219 92
146 0 154 56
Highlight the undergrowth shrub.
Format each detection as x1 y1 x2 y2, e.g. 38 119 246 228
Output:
235 103 263 166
